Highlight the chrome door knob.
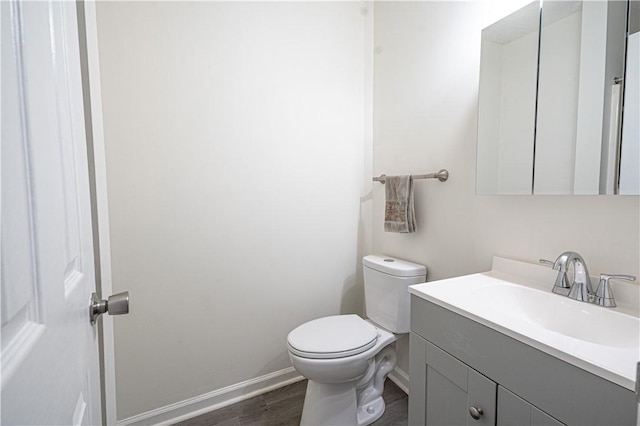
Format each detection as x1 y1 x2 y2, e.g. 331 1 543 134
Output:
469 406 483 420
90 291 129 324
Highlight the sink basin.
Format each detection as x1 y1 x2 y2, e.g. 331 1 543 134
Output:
474 284 640 349
409 257 640 391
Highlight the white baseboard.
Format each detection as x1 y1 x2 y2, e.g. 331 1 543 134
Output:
117 365 408 425
117 367 304 426
388 366 409 395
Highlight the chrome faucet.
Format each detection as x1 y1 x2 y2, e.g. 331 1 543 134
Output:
541 252 593 301
539 254 571 296
563 252 593 302
542 251 637 308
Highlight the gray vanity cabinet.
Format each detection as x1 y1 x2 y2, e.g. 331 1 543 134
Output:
424 341 496 425
497 386 563 426
412 332 556 426
409 296 638 426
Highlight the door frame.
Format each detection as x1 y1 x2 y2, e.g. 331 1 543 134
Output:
76 1 117 424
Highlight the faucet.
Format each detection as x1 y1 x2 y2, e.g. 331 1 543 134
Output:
542 251 593 301
539 254 571 296
563 252 594 302
542 251 636 307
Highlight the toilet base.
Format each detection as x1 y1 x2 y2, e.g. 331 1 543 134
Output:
300 381 386 426
301 381 358 426
356 395 385 425
299 345 397 426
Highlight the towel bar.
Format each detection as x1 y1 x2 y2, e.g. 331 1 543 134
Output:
372 169 449 184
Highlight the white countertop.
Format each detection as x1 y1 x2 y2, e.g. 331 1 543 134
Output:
409 257 640 392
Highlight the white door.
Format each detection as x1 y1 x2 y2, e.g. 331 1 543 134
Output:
2 1 102 424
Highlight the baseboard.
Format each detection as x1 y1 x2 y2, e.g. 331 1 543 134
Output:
117 367 304 426
388 366 409 395
117 364 407 425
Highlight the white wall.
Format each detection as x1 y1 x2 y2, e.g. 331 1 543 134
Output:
96 0 640 418
95 2 372 419
373 1 639 374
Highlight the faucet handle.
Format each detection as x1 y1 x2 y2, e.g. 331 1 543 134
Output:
541 256 571 295
594 274 637 308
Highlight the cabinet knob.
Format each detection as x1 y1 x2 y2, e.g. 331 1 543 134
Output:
469 406 483 420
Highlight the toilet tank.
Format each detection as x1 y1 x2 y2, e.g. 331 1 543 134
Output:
363 255 427 333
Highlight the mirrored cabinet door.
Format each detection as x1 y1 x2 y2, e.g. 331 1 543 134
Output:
619 0 640 194
476 1 540 195
476 0 637 195
534 1 589 194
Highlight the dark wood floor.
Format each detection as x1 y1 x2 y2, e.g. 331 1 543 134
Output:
174 378 408 426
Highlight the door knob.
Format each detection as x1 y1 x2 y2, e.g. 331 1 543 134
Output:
90 291 129 324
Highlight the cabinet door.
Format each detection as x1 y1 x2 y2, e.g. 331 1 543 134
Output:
425 342 497 426
497 386 564 426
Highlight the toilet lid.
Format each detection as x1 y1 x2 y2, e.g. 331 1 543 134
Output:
287 315 379 359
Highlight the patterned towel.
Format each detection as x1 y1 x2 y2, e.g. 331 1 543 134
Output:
384 175 416 233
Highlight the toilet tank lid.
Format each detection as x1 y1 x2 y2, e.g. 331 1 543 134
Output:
363 255 427 277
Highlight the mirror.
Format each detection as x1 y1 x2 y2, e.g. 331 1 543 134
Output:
535 1 597 194
476 0 636 195
619 0 640 194
476 1 539 195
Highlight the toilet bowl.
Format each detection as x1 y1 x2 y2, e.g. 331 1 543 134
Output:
287 255 427 426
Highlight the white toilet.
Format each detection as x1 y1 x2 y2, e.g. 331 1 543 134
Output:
287 255 427 426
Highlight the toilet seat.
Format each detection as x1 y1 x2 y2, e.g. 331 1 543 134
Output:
287 315 379 359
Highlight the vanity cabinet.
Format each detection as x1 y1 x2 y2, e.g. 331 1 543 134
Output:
409 296 638 426
497 386 562 426
424 340 496 425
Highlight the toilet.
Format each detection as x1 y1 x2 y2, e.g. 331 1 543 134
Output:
287 255 427 426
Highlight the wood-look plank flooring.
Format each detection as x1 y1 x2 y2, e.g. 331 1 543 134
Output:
174 378 408 426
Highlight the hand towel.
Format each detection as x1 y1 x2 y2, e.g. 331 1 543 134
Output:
384 175 416 233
